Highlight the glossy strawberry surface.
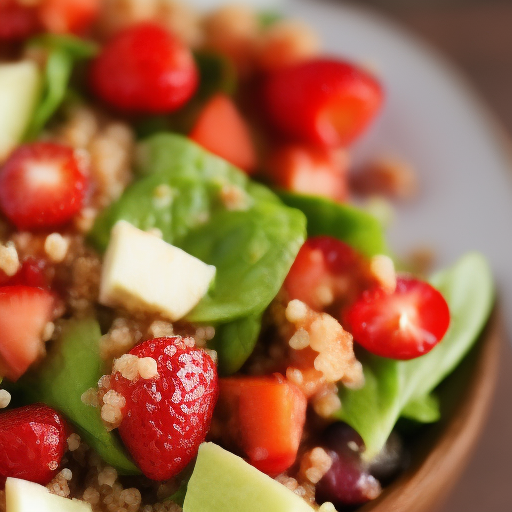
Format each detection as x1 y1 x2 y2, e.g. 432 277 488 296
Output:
111 337 219 480
345 277 450 360
90 22 198 113
0 404 68 487
0 142 87 230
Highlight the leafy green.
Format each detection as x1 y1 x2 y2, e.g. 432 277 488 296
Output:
278 191 387 257
19 318 140 474
194 51 237 100
208 314 262 375
90 134 306 325
259 11 283 28
24 34 98 139
337 252 494 460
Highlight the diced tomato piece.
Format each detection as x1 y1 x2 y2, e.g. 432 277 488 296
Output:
0 286 55 381
0 142 87 231
190 94 257 173
39 0 99 34
264 58 383 147
265 145 348 201
345 277 450 360
217 375 307 475
0 404 68 487
0 0 41 41
284 236 365 312
90 22 198 114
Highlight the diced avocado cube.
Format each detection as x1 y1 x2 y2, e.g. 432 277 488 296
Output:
5 478 92 512
183 443 315 512
99 220 216 321
0 61 41 160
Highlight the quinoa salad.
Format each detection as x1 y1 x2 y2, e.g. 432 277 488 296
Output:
0 2 495 512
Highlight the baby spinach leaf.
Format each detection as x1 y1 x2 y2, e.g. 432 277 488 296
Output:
183 203 305 322
90 134 306 324
24 34 98 139
20 318 140 475
337 252 494 460
278 191 387 257
208 314 262 375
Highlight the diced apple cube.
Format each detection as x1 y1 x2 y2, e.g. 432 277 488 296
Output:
0 61 41 161
99 221 216 321
5 478 92 512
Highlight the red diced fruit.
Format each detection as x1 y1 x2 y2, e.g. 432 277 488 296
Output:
345 277 450 360
0 286 55 381
264 59 383 147
110 337 218 481
0 404 67 487
39 0 100 34
265 145 348 201
284 236 363 312
190 94 257 173
217 375 307 476
0 0 41 41
90 22 198 114
0 258 49 289
0 142 87 231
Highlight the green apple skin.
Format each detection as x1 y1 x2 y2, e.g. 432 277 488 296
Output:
183 443 315 512
0 61 41 161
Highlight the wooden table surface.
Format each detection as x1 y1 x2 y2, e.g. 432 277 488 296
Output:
348 1 512 510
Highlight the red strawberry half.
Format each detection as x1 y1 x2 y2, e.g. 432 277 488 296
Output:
0 404 68 487
0 285 55 381
0 142 87 230
345 277 450 360
111 337 219 481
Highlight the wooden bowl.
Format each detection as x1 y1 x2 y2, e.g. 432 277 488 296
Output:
360 311 502 512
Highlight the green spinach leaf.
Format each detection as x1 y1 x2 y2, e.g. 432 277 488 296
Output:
20 318 140 474
337 252 494 460
278 191 387 257
208 314 262 375
90 134 306 324
25 34 98 139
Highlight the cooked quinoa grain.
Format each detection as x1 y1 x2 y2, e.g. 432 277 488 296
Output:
0 390 11 409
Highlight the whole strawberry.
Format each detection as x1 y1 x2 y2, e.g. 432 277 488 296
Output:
0 403 68 487
111 337 219 480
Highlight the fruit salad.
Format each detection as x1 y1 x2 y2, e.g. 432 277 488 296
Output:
0 2 495 512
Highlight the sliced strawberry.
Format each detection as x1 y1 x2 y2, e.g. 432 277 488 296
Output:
264 58 383 147
39 0 100 34
0 142 87 230
0 286 55 381
216 375 307 476
265 145 348 201
345 277 450 360
90 22 198 114
190 94 257 173
0 0 41 41
0 404 68 487
284 236 370 312
110 337 218 481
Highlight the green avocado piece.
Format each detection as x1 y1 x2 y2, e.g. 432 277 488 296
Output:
183 443 315 512
19 318 140 475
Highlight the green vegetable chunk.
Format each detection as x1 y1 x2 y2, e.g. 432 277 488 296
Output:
20 318 139 474
24 34 98 139
208 314 262 375
278 191 387 257
337 252 494 460
183 443 314 512
90 134 306 324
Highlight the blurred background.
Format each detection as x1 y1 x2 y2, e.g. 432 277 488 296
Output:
342 1 512 510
